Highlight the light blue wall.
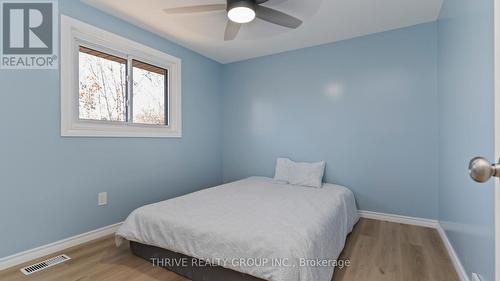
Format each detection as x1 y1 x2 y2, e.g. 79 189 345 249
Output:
438 0 495 280
222 23 439 219
0 0 223 257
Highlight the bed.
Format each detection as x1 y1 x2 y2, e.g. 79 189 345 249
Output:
116 176 358 281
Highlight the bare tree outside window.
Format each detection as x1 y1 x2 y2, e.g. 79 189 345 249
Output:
78 47 167 126
132 60 167 125
78 47 127 122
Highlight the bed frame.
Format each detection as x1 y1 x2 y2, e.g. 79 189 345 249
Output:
130 241 266 281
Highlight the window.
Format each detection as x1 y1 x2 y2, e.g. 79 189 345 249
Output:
61 16 181 138
77 48 168 126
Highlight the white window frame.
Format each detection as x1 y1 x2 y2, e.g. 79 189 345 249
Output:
60 15 182 138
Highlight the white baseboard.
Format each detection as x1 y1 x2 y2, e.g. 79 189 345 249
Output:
358 210 439 228
358 210 469 281
0 222 122 271
436 224 470 281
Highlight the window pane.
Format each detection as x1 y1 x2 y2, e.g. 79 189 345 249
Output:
132 60 167 125
79 46 127 122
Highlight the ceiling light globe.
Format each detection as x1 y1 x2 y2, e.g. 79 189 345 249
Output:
228 7 255 23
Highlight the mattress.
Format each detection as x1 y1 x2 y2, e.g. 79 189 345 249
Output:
116 177 358 281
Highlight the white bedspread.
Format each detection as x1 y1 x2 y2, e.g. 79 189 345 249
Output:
116 177 358 281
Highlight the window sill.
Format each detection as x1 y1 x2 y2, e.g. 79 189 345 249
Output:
61 122 182 138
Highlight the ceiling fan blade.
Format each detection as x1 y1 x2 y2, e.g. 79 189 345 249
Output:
255 6 302 29
164 4 226 14
224 20 241 41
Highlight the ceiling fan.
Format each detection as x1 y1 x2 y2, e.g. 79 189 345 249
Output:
164 0 303 41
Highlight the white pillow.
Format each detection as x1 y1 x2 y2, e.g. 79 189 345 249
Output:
274 158 292 183
288 160 326 188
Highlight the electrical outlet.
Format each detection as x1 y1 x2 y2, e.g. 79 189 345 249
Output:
98 192 107 206
471 273 482 281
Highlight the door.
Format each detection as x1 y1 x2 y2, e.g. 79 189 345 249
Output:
474 1 500 279
496 1 500 280
470 1 500 279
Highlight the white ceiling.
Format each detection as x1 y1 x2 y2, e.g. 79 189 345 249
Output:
82 0 443 64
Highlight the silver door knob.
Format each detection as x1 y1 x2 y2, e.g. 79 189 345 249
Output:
469 157 500 183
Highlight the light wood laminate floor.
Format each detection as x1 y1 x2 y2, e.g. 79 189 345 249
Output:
0 219 459 281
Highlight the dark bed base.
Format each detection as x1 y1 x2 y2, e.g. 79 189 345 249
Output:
130 241 266 281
